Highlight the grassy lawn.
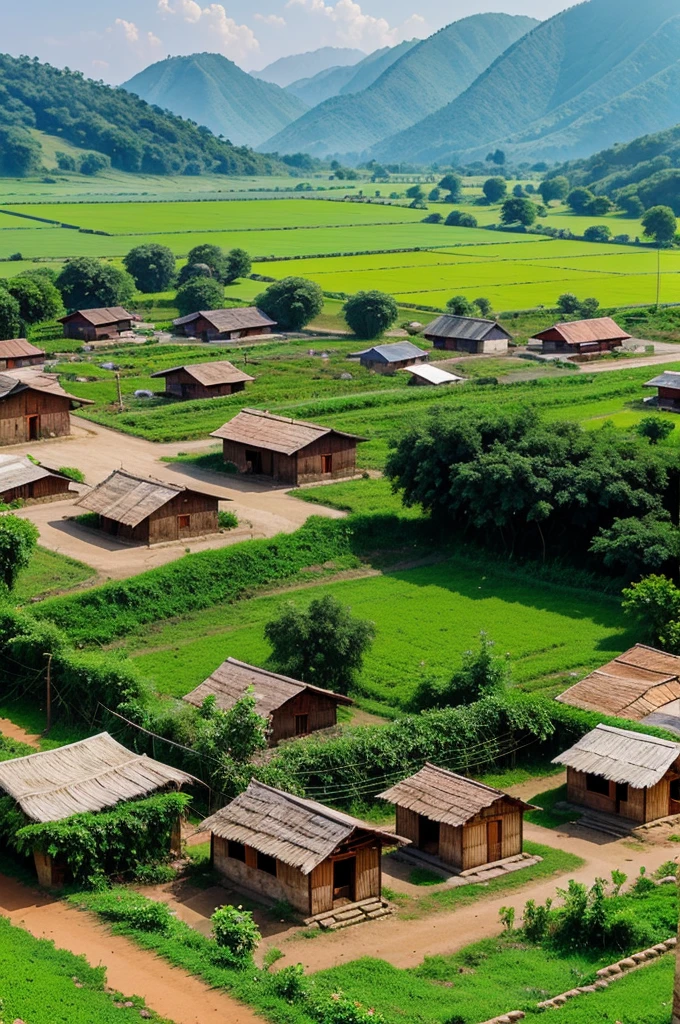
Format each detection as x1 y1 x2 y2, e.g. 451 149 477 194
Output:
525 784 584 829
13 546 95 603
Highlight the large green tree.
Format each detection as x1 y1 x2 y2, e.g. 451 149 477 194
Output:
539 176 569 203
483 177 507 204
224 248 252 283
175 277 225 317
342 290 398 339
500 197 537 226
7 275 62 325
566 187 595 215
56 258 135 311
0 289 22 338
641 205 677 244
0 516 39 592
255 277 323 331
123 244 176 293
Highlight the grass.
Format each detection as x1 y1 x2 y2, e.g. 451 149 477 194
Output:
13 546 95 603
525 784 584 829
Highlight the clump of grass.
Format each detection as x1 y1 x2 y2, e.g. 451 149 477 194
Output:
408 867 445 886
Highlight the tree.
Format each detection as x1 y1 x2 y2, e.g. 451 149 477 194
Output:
590 514 679 578
556 293 581 315
255 277 323 331
224 248 252 283
641 205 677 245
483 177 507 204
620 194 644 218
56 151 77 172
423 212 443 223
583 224 612 243
636 417 675 445
406 185 424 201
539 176 569 203
500 197 537 226
474 297 493 317
586 196 613 216
175 277 225 317
16 269 63 321
486 149 505 166
186 244 230 283
622 574 680 649
428 187 441 202
445 210 477 228
512 184 526 197
123 244 176 293
578 297 600 319
446 295 473 316
195 692 267 764
0 289 21 338
264 594 375 695
438 173 462 200
79 152 109 176
0 515 39 591
56 258 135 311
410 633 509 711
343 290 398 339
566 187 595 215
211 905 260 967
176 262 213 288
6 276 61 325
0 125 42 176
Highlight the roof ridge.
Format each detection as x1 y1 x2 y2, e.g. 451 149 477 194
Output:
0 731 112 765
423 761 504 796
594 723 679 747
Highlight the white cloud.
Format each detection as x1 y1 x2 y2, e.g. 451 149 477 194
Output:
254 13 286 26
285 0 425 49
115 18 140 43
157 0 259 57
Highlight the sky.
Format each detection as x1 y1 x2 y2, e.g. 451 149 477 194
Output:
5 0 571 82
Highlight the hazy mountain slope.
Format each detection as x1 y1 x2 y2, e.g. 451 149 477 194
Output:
252 47 365 88
376 0 680 164
262 13 538 158
124 53 308 148
286 63 366 107
287 40 420 108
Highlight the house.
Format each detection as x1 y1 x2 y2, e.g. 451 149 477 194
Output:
422 315 511 354
556 645 680 734
0 454 73 504
531 317 631 355
0 338 45 372
199 780 408 917
0 371 93 445
150 360 254 400
552 723 680 823
59 307 136 341
0 733 193 886
644 370 680 412
403 365 464 387
75 469 222 544
379 763 536 871
211 408 365 485
183 657 353 746
354 341 428 374
173 307 276 342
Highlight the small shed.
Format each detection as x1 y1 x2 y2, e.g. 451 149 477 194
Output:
532 317 630 355
0 338 45 371
150 360 254 400
403 364 464 387
354 341 428 374
199 780 407 916
0 371 93 444
211 408 365 485
173 307 276 342
0 733 193 886
644 370 680 412
422 315 511 354
379 763 536 871
552 723 680 823
0 454 73 504
59 307 136 341
183 658 353 745
75 469 222 544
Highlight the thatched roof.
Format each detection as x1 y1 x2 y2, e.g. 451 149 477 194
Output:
533 317 630 345
183 657 353 716
199 780 407 874
552 724 680 789
556 645 680 721
75 469 220 527
60 307 135 326
379 763 536 826
173 307 276 332
354 341 427 364
0 338 44 359
0 733 194 823
0 371 94 406
211 408 365 455
0 454 71 495
423 315 510 342
150 360 254 386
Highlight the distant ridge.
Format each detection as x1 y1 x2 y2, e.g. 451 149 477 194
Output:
252 47 365 89
286 40 419 108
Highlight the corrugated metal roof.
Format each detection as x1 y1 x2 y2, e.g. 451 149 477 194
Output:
211 408 365 455
199 780 407 874
552 724 680 788
150 360 254 386
379 763 536 826
644 371 680 390
356 341 428 363
0 370 94 406
556 644 680 721
422 315 509 342
75 469 220 527
60 307 134 326
183 657 353 716
403 365 463 385
0 454 70 494
0 339 44 359
533 317 631 345
173 307 276 332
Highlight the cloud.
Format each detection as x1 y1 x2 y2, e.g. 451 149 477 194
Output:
285 0 425 49
254 13 286 26
115 18 140 43
157 0 259 57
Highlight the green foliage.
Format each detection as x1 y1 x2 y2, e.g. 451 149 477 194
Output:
85 888 174 931
0 124 42 175
211 905 261 967
445 209 477 227
622 574 680 649
255 276 324 330
175 276 225 317
218 509 239 529
195 692 267 770
123 244 176 293
6 273 62 324
410 633 509 711
500 197 537 226
555 292 600 319
567 188 595 214
342 290 398 339
270 963 308 1002
589 512 679 577
641 204 677 244
56 258 135 312
438 174 462 198
498 905 515 931
58 465 86 483
483 177 507 203
0 514 38 591
225 247 252 283
583 224 612 243
0 287 21 338
446 294 473 315
637 416 675 444
474 297 493 317
522 896 552 941
539 176 569 202
79 151 110 176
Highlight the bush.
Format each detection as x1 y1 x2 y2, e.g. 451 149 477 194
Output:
342 290 398 339
124 244 176 293
255 277 324 331
58 466 85 483
56 258 134 311
483 177 507 203
79 888 173 931
175 277 225 318
211 905 260 966
218 510 238 530
584 224 612 243
270 963 307 1002
410 633 509 711
0 514 38 591
445 210 477 228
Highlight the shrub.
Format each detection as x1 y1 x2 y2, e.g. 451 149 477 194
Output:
211 905 260 966
270 963 307 1002
255 277 324 331
80 888 173 931
175 277 225 318
410 633 509 711
483 177 507 203
124 244 176 293
0 514 38 591
218 510 238 530
58 466 85 483
342 290 398 339
584 224 612 243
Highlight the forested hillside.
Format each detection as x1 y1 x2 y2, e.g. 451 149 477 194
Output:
0 53 284 177
285 40 418 108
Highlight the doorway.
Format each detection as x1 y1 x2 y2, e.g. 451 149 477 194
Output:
418 816 440 856
27 415 39 440
332 857 356 904
615 782 629 814
487 819 503 863
295 714 309 736
245 449 263 474
321 453 332 474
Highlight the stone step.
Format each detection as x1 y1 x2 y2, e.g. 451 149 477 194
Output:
367 908 392 919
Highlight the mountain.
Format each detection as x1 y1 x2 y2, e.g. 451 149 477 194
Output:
0 52 283 177
261 14 539 159
124 53 308 149
286 40 418 108
252 47 365 89
375 0 680 165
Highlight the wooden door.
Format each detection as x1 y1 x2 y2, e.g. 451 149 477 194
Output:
27 415 39 440
321 453 332 474
487 819 502 863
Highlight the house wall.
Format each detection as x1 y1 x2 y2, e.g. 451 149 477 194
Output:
212 836 311 913
269 691 340 746
0 390 72 445
540 336 623 355
395 806 420 845
221 435 357 485
361 355 427 374
0 353 44 372
565 767 670 823
396 798 523 870
0 475 71 504
179 318 271 342
98 491 219 545
62 315 131 341
161 368 246 400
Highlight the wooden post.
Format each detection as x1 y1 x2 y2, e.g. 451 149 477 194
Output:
115 372 123 412
674 857 680 1024
44 652 52 735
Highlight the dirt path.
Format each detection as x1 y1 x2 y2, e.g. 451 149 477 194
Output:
0 873 264 1024
0 717 40 748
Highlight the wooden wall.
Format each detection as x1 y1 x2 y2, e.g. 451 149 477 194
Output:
179 319 271 341
395 797 524 871
0 354 44 372
395 806 419 845
0 390 72 444
0 475 71 504
63 316 131 341
221 435 357 485
99 491 219 545
269 691 340 745
431 330 508 355
566 767 672 823
212 836 311 914
162 369 247 400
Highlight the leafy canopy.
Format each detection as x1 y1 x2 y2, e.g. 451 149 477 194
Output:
342 289 398 339
175 277 225 318
255 276 323 331
56 258 135 312
123 244 176 293
0 515 39 592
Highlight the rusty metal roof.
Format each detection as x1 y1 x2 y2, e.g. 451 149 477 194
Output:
150 360 254 386
552 724 680 788
0 338 44 359
0 370 94 406
59 307 134 326
533 317 631 345
211 408 366 455
173 307 276 332
556 644 680 721
75 469 220 527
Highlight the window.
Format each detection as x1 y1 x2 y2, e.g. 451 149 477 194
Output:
671 779 680 801
586 773 610 796
177 514 191 529
257 852 277 876
295 714 309 736
321 454 332 474
227 841 246 862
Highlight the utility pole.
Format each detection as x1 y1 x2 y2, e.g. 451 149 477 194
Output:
45 653 52 735
115 372 123 412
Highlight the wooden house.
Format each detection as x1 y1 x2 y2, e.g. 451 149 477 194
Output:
0 371 93 445
403 365 464 387
0 454 73 504
59 307 136 342
183 657 353 746
354 341 428 374
644 370 680 412
422 315 511 354
199 780 407 916
211 408 365 485
0 338 45 371
150 360 254 400
173 307 276 342
553 724 680 823
379 763 536 871
0 733 193 887
75 469 221 544
531 317 630 355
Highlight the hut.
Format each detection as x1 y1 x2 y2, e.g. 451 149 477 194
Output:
422 315 511 354
354 341 428 374
403 365 464 387
59 307 136 341
150 360 254 400
75 469 222 544
211 408 365 485
173 307 276 342
0 338 45 371
531 317 630 355
556 645 680 734
379 763 536 871
183 658 353 746
0 733 193 886
0 371 93 444
0 454 73 504
644 370 680 412
552 724 680 823
199 780 407 917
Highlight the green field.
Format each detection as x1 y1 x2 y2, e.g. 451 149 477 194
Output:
13 546 96 603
